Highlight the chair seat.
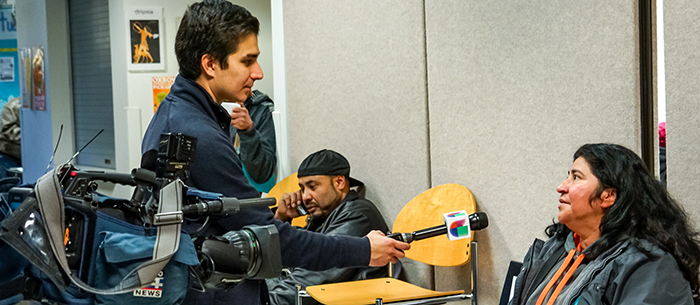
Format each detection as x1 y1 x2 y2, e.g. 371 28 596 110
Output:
305 277 464 305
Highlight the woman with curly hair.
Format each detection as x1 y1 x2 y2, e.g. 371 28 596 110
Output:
509 143 700 305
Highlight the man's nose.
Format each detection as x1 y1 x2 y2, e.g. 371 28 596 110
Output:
302 190 312 202
250 62 263 80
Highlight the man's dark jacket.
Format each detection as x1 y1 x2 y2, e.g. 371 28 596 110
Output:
142 75 371 305
266 190 391 305
234 90 277 184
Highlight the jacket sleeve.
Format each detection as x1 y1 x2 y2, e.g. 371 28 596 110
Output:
208 207 371 272
267 207 386 305
267 267 357 305
238 105 277 183
603 252 694 305
0 98 20 143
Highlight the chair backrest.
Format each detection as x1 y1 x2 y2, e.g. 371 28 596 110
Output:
266 172 299 200
391 183 476 266
265 172 307 227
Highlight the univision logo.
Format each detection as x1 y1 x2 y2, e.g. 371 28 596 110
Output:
446 212 470 238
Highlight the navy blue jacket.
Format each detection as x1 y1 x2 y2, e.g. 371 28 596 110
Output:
142 75 371 305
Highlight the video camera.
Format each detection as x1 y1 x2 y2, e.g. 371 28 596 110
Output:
0 133 282 301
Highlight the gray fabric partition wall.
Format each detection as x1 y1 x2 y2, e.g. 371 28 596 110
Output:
284 1 641 304
424 2 639 302
283 0 434 289
664 1 700 226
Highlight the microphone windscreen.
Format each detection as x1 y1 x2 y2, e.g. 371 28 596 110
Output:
469 212 489 231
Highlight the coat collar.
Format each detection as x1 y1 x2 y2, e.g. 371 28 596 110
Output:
170 75 233 130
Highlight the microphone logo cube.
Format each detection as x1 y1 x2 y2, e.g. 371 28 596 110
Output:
443 210 471 241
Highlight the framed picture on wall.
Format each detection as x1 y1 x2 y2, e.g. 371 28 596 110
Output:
126 6 164 71
32 46 46 111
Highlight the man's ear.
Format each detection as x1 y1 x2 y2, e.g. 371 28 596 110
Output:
333 175 346 191
200 54 217 78
600 188 616 209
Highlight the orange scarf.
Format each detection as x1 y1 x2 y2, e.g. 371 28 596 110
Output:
535 233 585 305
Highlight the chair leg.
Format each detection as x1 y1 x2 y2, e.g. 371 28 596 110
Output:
296 286 310 305
471 241 478 305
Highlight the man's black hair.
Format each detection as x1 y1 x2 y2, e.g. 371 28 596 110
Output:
175 0 260 79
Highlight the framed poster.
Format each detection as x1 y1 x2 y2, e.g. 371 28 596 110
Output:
32 46 46 111
126 6 164 71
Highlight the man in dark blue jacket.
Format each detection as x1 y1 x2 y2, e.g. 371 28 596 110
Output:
141 1 409 304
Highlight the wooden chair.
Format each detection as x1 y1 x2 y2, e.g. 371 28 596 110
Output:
266 172 308 227
299 183 481 305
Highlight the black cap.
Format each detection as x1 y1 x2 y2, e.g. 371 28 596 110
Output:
297 149 363 187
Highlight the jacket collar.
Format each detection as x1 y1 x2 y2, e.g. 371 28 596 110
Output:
170 75 232 129
306 190 360 230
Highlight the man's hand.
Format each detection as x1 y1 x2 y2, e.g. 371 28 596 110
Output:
230 104 253 131
366 230 410 266
274 190 303 222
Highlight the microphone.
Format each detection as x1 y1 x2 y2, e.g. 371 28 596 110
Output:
182 197 277 216
388 211 488 243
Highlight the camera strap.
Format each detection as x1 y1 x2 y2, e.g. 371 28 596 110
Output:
34 164 184 295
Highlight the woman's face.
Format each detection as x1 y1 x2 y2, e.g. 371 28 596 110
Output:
556 157 608 232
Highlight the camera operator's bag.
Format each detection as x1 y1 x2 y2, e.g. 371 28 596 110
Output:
0 165 198 304
0 177 30 305
89 212 198 304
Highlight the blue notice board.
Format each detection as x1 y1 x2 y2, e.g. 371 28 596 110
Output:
0 7 19 110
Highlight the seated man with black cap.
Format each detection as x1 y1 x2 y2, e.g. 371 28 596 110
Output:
266 149 395 305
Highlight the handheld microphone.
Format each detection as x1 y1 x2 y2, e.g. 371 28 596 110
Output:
388 211 488 243
182 197 277 216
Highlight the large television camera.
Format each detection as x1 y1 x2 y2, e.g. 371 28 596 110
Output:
0 133 282 299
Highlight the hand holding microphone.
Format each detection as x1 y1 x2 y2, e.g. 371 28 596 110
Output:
388 211 489 243
366 230 411 266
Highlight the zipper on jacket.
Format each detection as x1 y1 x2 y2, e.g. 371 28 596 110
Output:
519 239 545 305
565 245 627 305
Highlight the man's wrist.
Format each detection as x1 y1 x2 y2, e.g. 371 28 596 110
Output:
237 126 256 137
274 210 291 223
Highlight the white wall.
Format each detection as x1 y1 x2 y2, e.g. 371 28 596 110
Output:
15 0 57 183
46 0 74 171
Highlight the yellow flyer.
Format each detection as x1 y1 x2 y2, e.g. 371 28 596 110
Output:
152 76 175 112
